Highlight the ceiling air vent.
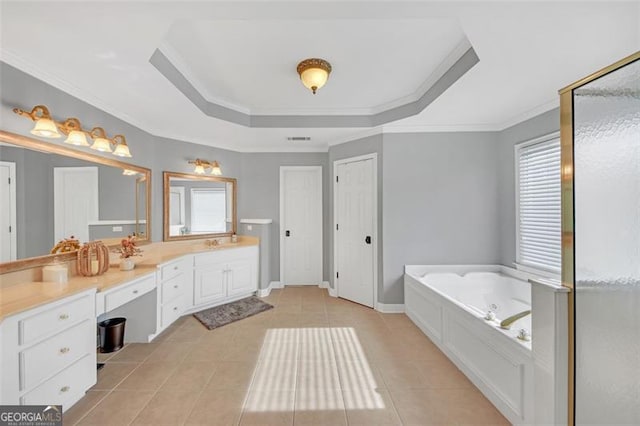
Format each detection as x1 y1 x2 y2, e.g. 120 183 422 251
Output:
287 136 311 142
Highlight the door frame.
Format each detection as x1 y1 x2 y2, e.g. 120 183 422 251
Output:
279 166 323 286
333 153 378 309
0 161 17 261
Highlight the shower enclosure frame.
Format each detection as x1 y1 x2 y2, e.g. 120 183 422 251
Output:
558 50 640 426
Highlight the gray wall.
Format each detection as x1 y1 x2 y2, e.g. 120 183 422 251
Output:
497 108 559 266
328 134 384 295
382 132 501 304
239 153 329 282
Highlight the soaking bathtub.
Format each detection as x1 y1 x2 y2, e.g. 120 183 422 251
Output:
404 265 536 425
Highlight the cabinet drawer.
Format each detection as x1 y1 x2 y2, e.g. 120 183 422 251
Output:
161 258 188 281
19 294 93 346
20 319 94 391
21 354 95 407
161 274 185 304
161 295 185 329
104 275 155 312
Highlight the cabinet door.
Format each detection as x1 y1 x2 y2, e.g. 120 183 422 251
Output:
227 259 257 296
194 262 227 305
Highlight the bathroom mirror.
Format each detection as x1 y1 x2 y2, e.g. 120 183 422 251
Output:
0 130 151 273
163 171 236 241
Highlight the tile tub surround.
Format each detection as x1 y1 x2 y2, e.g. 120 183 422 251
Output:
0 236 259 322
65 287 508 426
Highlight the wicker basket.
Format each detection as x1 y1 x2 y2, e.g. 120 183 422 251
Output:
77 241 110 277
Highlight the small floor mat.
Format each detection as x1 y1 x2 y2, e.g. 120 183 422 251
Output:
192 296 274 330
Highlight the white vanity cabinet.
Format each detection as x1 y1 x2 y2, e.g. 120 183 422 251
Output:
157 257 191 331
0 289 97 410
192 246 258 308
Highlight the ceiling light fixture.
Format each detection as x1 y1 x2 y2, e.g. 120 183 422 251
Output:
13 104 134 158
188 159 222 176
297 58 332 94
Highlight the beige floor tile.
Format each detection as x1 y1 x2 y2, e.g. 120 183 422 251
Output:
96 351 114 363
185 388 245 425
63 390 109 425
115 361 177 391
77 390 154 425
297 360 340 389
159 360 216 392
416 360 474 389
91 362 138 390
107 343 159 362
145 341 196 363
251 360 298 391
182 339 229 363
205 361 257 389
131 390 200 425
336 360 386 391
378 362 430 390
389 389 450 425
241 390 295 425
342 389 402 425
448 389 510 425
294 388 347 425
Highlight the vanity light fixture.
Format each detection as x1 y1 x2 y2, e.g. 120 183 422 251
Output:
13 104 134 158
297 58 332 94
188 159 222 176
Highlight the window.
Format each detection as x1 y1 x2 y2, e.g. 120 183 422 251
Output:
190 188 227 233
516 134 561 275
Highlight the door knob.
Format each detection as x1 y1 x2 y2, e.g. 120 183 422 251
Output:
285 230 291 237
365 236 372 244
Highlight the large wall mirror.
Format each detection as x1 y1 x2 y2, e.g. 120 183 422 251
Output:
163 172 236 241
0 130 151 272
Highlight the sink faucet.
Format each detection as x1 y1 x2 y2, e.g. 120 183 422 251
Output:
499 310 531 329
204 239 219 248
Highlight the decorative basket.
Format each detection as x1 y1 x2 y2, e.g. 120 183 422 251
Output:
77 241 110 277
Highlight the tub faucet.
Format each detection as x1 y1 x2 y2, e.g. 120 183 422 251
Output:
499 310 531 329
204 239 219 248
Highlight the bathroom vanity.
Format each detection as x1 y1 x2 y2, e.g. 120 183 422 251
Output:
0 237 259 410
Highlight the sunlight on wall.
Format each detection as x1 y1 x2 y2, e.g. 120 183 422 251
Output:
244 327 385 412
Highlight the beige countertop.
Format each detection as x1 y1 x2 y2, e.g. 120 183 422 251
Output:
0 236 259 322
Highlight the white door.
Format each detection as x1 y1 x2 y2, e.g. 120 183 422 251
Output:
280 166 323 285
0 162 17 262
335 156 376 308
54 167 99 244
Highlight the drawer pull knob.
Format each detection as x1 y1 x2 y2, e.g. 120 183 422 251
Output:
173 285 178 289
173 307 178 311
59 313 69 320
60 386 70 393
174 266 178 270
133 290 139 294
60 347 70 354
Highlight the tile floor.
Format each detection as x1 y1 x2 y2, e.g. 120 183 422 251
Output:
65 287 509 425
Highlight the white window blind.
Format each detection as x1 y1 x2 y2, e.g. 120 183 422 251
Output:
190 188 226 233
516 137 561 274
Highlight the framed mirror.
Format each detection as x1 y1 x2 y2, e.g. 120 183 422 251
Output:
0 130 151 273
163 171 236 241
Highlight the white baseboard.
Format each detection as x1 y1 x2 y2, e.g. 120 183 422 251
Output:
328 287 338 297
257 287 272 297
376 303 405 313
270 281 283 289
320 281 329 289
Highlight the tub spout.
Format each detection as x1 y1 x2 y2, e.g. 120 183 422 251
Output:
499 310 531 329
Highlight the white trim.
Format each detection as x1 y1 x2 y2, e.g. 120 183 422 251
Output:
376 303 405 314
0 161 17 262
498 98 559 131
269 281 283 289
320 281 329 289
257 287 272 297
333 153 378 309
328 287 338 298
514 131 562 278
279 166 323 286
87 220 147 226
240 219 273 225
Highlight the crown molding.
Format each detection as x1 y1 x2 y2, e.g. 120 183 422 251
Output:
496 98 559 131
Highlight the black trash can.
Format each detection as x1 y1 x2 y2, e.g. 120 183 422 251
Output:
98 317 126 353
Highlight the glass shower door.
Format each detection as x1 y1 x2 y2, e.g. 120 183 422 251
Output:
573 57 639 425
